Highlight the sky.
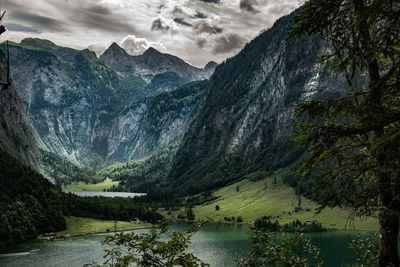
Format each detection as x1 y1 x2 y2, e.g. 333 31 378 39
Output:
0 0 301 68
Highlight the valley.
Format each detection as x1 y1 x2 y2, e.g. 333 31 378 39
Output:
0 1 398 266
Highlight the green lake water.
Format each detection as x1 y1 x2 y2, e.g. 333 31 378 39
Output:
0 223 374 266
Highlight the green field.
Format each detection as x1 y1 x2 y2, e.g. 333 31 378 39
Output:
164 176 378 231
57 216 150 236
62 178 119 192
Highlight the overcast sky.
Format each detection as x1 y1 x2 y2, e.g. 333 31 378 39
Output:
1 0 300 68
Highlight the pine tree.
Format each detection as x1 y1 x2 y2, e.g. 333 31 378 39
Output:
290 1 400 266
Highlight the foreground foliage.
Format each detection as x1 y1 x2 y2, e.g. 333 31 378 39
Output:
236 229 324 267
290 0 400 265
85 220 209 267
238 228 380 267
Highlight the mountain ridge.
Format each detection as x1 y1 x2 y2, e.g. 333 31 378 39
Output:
2 39 211 173
100 42 215 80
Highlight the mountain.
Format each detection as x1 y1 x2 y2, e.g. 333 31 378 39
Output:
167 10 350 194
0 49 41 170
0 50 66 248
3 39 210 170
100 43 215 80
20 38 79 62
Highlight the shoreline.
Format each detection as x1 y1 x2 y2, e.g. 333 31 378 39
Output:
57 225 152 238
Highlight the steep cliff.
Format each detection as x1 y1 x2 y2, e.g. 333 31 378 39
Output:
0 49 41 170
168 10 350 194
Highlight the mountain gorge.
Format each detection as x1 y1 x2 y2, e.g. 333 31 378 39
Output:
3 39 215 171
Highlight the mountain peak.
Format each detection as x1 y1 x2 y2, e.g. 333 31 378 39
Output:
143 47 162 57
101 42 128 59
108 42 124 52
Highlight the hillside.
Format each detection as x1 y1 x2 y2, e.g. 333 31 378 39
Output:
0 150 66 248
167 10 350 194
189 175 378 230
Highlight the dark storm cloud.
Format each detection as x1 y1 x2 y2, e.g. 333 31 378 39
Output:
5 23 39 33
194 11 207 19
64 4 136 34
12 11 67 32
151 18 170 32
174 18 192 27
212 33 247 54
193 21 223 35
86 5 112 15
200 0 221 3
240 0 260 14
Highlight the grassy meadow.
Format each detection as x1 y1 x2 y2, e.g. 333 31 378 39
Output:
163 174 378 231
62 178 119 192
57 216 150 236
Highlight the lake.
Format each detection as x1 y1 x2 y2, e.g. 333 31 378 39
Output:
69 192 146 198
0 223 373 267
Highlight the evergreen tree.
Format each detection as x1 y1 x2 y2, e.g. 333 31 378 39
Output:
290 1 400 266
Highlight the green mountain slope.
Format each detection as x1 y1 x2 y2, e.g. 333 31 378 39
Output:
168 10 350 194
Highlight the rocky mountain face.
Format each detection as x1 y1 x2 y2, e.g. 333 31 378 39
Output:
0 49 41 170
167 10 350 194
100 42 216 80
3 39 210 169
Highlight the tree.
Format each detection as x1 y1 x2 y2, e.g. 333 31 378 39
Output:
236 229 324 267
290 1 400 266
85 220 209 267
187 207 195 221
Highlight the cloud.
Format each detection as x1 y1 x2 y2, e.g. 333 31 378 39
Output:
68 4 136 34
11 11 67 32
172 6 184 15
196 38 207 48
151 18 170 32
88 43 111 57
5 23 39 33
2 0 301 68
193 21 223 35
119 34 167 55
240 0 260 14
212 33 247 54
174 18 192 27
